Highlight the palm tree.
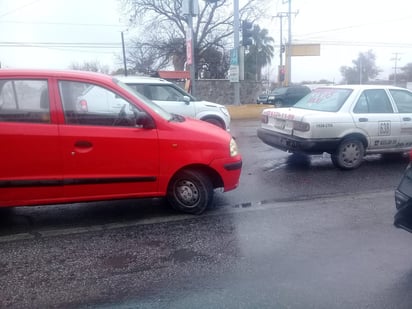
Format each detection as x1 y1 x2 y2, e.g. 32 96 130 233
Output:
244 25 274 81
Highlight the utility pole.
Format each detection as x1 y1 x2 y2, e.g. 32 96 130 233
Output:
286 0 292 86
275 12 288 86
359 58 362 85
233 0 240 105
281 0 298 85
121 31 127 76
183 0 198 96
391 52 401 86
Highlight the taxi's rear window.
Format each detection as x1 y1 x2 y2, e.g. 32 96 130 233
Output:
294 88 352 112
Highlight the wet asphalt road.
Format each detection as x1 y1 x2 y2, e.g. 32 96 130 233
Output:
1 119 412 308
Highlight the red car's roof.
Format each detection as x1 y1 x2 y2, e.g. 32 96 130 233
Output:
0 68 113 83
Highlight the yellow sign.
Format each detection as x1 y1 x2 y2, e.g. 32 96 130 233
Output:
290 44 320 56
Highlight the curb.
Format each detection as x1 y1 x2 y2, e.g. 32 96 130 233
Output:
226 104 274 120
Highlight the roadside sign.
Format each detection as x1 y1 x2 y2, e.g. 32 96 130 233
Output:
229 65 239 82
230 48 238 65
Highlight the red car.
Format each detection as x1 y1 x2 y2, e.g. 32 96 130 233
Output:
0 69 242 214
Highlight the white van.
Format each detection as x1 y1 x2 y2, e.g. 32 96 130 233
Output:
118 76 231 131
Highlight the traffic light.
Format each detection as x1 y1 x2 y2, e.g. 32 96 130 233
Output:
281 45 285 53
241 21 253 46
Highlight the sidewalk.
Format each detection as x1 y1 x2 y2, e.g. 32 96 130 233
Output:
226 104 273 120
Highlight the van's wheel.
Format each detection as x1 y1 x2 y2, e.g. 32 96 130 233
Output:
203 118 225 130
167 170 213 215
331 138 365 170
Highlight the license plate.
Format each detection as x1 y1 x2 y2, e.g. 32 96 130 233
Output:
281 138 297 148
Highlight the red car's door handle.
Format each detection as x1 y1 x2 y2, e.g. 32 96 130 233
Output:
74 140 93 148
73 140 93 154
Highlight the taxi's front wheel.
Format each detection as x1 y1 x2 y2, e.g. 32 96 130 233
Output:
331 138 365 170
167 170 213 215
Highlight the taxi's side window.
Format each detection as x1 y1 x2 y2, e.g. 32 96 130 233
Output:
353 89 393 114
59 80 139 127
0 79 50 124
389 89 412 113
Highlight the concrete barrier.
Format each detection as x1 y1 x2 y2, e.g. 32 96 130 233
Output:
226 104 274 120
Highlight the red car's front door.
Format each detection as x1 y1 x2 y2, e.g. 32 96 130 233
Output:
57 80 160 201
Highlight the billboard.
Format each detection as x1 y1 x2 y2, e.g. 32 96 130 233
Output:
290 44 320 56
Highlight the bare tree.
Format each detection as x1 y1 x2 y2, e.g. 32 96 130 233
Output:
69 61 110 74
340 50 381 84
120 0 267 77
389 63 412 83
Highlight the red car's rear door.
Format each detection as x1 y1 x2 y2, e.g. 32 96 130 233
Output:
0 78 62 206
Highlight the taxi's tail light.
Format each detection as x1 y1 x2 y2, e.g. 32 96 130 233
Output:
409 150 412 162
293 121 310 132
261 114 268 124
79 100 88 112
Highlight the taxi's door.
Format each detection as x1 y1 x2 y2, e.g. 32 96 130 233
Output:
352 89 401 150
388 88 412 149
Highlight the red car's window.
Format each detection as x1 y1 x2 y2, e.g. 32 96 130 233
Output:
58 80 139 127
0 79 50 124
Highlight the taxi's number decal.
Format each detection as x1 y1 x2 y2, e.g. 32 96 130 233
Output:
378 121 391 136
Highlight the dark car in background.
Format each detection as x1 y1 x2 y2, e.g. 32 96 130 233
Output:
395 152 412 233
266 85 311 107
256 92 270 104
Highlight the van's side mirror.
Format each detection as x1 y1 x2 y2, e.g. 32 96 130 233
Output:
183 95 191 105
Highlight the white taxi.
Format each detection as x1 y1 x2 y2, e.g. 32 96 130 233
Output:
257 85 412 169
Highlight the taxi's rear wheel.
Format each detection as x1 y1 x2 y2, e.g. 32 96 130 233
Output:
167 170 213 215
331 138 365 170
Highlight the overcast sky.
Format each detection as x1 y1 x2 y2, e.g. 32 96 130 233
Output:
0 0 124 70
1 0 412 83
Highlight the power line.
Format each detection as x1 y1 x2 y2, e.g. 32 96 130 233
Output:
0 41 122 48
294 15 412 39
0 0 42 18
0 20 122 28
293 39 412 49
